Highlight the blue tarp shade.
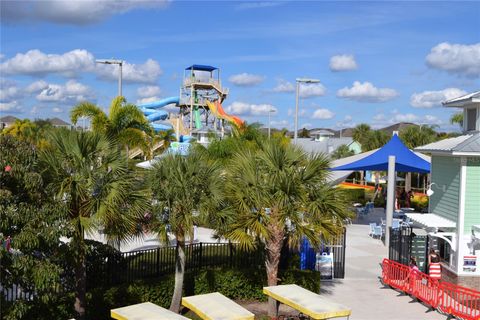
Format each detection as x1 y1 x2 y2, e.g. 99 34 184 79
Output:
185 65 218 72
331 134 430 173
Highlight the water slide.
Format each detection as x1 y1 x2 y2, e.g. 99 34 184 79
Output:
138 96 179 132
205 100 244 127
193 107 202 129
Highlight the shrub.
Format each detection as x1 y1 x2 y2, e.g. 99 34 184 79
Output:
342 188 365 204
86 267 320 319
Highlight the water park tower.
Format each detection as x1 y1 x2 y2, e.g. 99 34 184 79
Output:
179 65 233 134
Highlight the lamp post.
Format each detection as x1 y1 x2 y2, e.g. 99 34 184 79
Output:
96 59 124 97
268 108 275 139
294 78 320 143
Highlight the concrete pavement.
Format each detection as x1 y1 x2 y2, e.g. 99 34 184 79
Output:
319 221 447 320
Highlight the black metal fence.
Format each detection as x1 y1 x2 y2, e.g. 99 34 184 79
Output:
89 242 266 287
389 227 429 272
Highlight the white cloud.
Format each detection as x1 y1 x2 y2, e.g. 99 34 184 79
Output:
0 79 22 102
1 0 169 25
426 42 480 77
0 49 95 76
96 59 162 84
0 101 22 113
271 79 326 98
52 107 63 113
337 81 398 103
312 108 335 119
373 113 386 121
299 83 326 98
423 115 443 125
235 2 283 10
270 119 291 129
25 80 49 93
391 113 418 123
226 101 277 116
36 80 94 103
272 79 295 93
228 73 264 86
137 86 162 98
301 123 313 129
329 54 358 72
410 88 467 108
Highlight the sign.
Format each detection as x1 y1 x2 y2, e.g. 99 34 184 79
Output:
315 252 334 280
463 255 477 273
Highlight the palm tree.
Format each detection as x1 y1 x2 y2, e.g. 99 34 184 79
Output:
224 140 350 316
39 130 149 319
363 129 390 151
331 144 355 159
148 151 223 312
70 96 152 155
450 112 464 129
399 125 438 149
352 123 372 151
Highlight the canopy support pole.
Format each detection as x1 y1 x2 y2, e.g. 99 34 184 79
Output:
385 155 396 250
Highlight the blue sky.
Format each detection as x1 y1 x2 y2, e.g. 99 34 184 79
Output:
1 1 479 131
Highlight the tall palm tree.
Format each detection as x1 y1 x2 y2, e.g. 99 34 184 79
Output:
224 140 350 316
70 96 152 154
352 123 372 151
39 130 149 319
148 151 223 312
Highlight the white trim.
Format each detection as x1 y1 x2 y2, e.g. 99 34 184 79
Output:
456 157 467 274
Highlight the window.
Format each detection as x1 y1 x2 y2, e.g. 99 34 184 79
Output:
467 108 477 131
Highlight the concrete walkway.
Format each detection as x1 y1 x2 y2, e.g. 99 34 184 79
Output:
320 220 447 320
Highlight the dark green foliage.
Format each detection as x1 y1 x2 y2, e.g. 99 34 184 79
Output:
86 267 320 319
330 144 354 160
342 188 366 204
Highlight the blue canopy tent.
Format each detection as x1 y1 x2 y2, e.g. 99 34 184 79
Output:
330 134 430 173
330 133 430 250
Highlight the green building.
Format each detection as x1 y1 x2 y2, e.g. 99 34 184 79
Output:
413 91 480 289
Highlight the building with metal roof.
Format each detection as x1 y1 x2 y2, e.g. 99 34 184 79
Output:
412 91 480 290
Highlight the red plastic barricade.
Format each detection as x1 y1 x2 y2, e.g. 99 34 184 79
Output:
382 258 410 292
409 270 439 308
438 281 480 320
382 259 480 320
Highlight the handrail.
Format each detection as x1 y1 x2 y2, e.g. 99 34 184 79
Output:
382 258 480 320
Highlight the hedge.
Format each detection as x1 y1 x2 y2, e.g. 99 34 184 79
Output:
87 267 320 319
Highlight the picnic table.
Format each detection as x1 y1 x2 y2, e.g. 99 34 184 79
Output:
181 292 254 320
263 284 351 319
110 302 190 320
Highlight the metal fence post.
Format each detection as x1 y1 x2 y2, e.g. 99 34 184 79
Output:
199 242 203 269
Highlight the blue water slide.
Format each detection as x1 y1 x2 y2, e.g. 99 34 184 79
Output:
138 96 179 132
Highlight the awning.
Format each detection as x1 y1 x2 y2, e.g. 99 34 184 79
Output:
473 225 480 233
331 134 430 173
406 213 456 229
185 64 217 72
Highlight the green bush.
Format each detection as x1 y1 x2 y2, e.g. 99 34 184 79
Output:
342 188 366 204
86 267 320 319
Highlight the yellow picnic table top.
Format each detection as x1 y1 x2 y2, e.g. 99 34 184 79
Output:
111 302 190 320
263 284 351 320
181 292 254 320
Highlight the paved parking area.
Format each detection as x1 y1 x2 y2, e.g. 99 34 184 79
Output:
319 221 447 320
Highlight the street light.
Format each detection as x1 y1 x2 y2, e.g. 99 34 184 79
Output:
96 59 124 97
268 108 275 139
294 78 320 143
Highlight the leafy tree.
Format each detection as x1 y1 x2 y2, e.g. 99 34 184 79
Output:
70 96 152 155
399 125 438 149
299 128 310 138
0 135 70 320
331 144 355 159
148 151 223 312
39 130 149 319
0 119 53 149
224 140 350 316
450 112 463 129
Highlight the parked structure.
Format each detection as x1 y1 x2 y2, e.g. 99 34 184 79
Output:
295 130 361 156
